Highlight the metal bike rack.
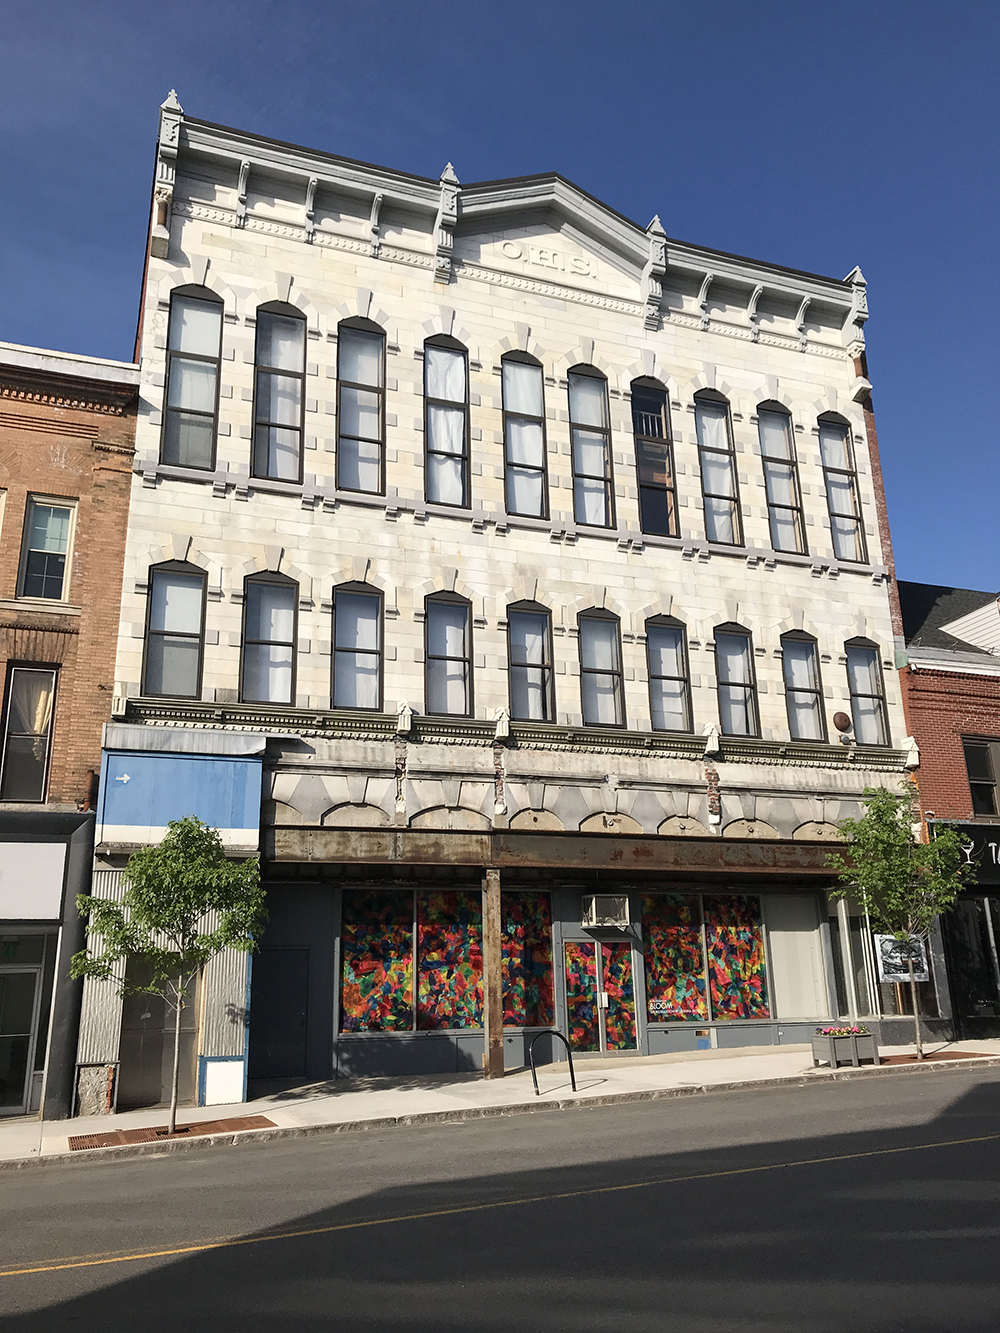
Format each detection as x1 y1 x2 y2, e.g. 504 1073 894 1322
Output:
528 1030 577 1096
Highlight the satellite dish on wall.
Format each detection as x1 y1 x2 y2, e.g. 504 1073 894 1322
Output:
832 711 853 734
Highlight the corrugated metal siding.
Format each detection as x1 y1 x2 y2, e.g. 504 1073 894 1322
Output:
76 869 127 1065
201 947 251 1058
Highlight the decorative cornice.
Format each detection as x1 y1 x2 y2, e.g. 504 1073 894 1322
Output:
0 380 131 417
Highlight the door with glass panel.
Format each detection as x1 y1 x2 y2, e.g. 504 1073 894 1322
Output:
0 968 41 1116
942 897 1000 1039
563 942 637 1053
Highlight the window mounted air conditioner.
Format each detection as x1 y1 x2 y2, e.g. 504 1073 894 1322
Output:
581 893 630 928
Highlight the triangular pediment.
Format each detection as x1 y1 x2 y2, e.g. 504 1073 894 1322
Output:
455 217 641 299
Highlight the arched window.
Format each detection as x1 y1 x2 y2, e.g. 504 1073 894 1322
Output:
507 602 554 722
241 573 297 705
780 632 825 741
845 638 888 745
819 414 866 563
502 353 547 518
757 402 805 554
337 318 385 495
143 561 207 698
631 379 677 537
425 593 472 716
568 367 613 528
714 624 758 737
645 616 691 732
252 303 306 482
161 286 223 470
424 336 469 507
695 391 741 545
578 610 624 727
332 583 383 711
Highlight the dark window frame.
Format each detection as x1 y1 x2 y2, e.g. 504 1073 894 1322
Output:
501 352 549 520
780 631 828 742
963 738 1000 817
631 379 678 538
336 317 387 497
568 366 615 530
507 602 555 723
332 582 385 713
424 335 471 510
141 560 208 700
239 571 299 706
424 592 473 717
757 402 807 555
819 413 868 564
714 624 760 738
695 391 743 547
578 609 625 729
0 663 59 803
845 637 890 746
17 495 76 602
645 615 693 733
251 302 307 485
159 285 224 472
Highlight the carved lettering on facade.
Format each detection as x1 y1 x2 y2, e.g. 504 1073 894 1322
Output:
498 240 598 281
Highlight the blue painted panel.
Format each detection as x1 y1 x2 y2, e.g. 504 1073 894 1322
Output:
99 752 262 832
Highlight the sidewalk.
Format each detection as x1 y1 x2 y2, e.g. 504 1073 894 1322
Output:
5 1038 1000 1169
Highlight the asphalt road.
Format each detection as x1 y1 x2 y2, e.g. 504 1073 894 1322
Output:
2 1068 1000 1332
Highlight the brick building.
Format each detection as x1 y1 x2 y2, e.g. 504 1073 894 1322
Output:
899 580 1000 1038
0 341 138 1118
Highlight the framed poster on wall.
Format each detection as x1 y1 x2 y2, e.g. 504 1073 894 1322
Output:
874 934 929 984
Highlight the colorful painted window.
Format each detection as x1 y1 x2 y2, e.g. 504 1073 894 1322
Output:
501 892 554 1027
704 895 770 1019
417 891 483 1030
641 894 708 1021
339 890 414 1032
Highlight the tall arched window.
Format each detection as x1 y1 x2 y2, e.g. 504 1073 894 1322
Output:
578 610 624 727
332 583 383 710
502 353 547 518
645 616 691 732
757 402 805 554
425 593 472 716
161 286 223 470
337 318 385 495
714 624 758 737
780 632 825 741
424 336 469 507
819 414 866 563
253 303 306 482
241 573 297 705
568 367 613 528
507 602 554 722
845 638 889 745
143 561 207 698
695 391 741 545
631 379 677 537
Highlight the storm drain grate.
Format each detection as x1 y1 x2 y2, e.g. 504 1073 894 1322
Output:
68 1114 276 1150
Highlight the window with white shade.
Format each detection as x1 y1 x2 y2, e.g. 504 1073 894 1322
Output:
332 586 383 711
579 613 624 727
425 596 472 716
508 605 554 722
18 498 74 600
632 382 678 537
424 340 469 507
242 575 296 704
846 640 889 745
781 634 826 741
715 628 758 737
337 322 385 494
646 618 691 732
819 416 866 563
253 306 306 482
758 405 806 554
143 564 206 698
695 393 742 545
502 355 547 518
568 369 613 528
161 288 223 469
0 667 57 801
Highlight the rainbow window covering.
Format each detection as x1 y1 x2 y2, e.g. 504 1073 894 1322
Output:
501 892 555 1027
564 942 600 1051
704 895 770 1019
641 894 708 1022
416 891 484 1030
340 890 414 1032
601 942 638 1050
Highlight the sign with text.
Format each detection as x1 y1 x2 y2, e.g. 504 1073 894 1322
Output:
930 821 1000 886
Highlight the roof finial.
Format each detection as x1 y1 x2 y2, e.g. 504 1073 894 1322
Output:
440 162 459 185
161 89 183 113
646 214 666 236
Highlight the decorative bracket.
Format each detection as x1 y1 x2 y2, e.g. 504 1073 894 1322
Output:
844 265 869 359
304 176 318 242
641 215 667 330
369 191 384 257
236 159 251 228
150 90 183 259
433 163 460 284
795 295 812 351
698 272 715 329
747 283 764 342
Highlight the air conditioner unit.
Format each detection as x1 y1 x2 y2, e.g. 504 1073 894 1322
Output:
581 893 630 928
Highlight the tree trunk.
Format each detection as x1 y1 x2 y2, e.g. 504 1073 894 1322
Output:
908 956 923 1060
168 979 184 1134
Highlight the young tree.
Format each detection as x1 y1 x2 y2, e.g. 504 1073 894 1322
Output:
72 816 266 1134
827 784 971 1059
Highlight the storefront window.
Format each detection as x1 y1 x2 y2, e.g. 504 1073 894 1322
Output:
502 892 554 1027
704 896 770 1019
417 891 483 1030
339 891 414 1032
641 894 708 1021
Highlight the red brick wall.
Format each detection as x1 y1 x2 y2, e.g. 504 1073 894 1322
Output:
899 665 1000 819
0 365 136 807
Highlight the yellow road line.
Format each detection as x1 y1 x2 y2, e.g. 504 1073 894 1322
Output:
3 1130 998 1280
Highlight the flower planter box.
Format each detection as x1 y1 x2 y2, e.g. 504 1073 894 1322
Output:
811 1033 880 1069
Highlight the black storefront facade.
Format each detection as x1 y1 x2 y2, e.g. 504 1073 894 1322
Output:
938 822 1000 1039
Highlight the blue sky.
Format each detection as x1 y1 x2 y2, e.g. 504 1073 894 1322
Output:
1 1 997 588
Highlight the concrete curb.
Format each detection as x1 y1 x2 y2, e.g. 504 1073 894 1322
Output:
5 1053 1000 1173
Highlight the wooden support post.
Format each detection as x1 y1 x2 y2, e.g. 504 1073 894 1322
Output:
482 867 504 1079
